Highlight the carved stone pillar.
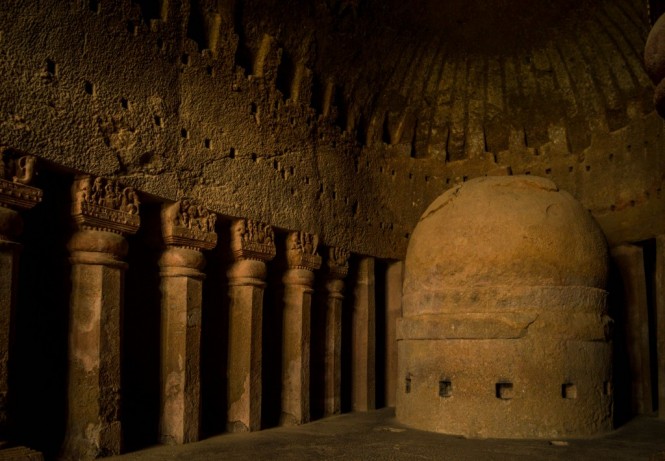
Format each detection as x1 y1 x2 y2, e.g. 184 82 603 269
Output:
384 261 403 408
611 244 652 415
226 220 275 432
323 247 349 417
62 175 140 460
656 235 665 419
352 257 376 412
0 155 42 439
280 232 321 426
159 200 217 444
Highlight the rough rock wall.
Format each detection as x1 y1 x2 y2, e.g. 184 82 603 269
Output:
1 0 663 260
0 0 389 257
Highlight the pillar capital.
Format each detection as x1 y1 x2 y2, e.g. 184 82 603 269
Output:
231 219 276 262
71 175 140 235
161 199 217 251
0 154 42 211
326 247 350 279
159 247 207 279
0 154 42 242
227 219 272 432
286 231 321 271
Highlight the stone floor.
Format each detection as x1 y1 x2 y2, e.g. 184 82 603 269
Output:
109 408 665 461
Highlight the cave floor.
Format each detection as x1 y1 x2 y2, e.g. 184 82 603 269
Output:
110 408 665 461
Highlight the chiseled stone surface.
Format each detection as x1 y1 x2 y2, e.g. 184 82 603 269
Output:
611 244 653 416
158 200 217 445
280 232 321 426
397 175 612 438
323 247 350 417
226 219 275 433
106 408 665 461
1 1 664 261
646 12 665 117
656 235 665 420
62 175 140 460
384 261 403 408
352 257 376 412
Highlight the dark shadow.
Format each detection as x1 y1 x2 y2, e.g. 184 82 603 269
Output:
200 219 232 438
309 257 328 421
643 239 659 414
340 255 359 413
607 256 634 428
374 259 387 409
187 0 208 52
233 0 253 75
276 50 296 101
134 0 163 21
261 232 286 429
122 202 163 452
9 167 72 459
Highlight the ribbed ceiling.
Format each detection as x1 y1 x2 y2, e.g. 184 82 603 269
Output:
235 0 654 160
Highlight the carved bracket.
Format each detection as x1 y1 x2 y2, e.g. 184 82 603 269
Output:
286 231 322 271
71 175 140 235
327 247 350 279
231 219 276 261
0 154 42 210
162 199 217 250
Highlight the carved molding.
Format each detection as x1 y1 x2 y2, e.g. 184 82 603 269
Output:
162 199 217 250
286 231 322 271
327 247 350 279
231 219 276 261
71 175 140 235
0 155 42 210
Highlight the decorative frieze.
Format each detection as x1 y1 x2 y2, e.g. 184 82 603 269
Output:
231 219 276 261
162 199 217 250
286 231 322 271
0 155 42 211
71 175 140 235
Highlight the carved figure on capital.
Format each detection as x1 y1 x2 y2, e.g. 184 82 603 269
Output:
327 247 350 278
71 175 140 235
231 219 276 261
286 231 322 271
0 151 42 210
76 175 139 215
1 151 36 185
162 199 217 250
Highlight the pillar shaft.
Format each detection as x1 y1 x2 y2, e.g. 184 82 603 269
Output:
160 275 202 443
159 200 216 445
226 219 275 432
324 278 344 416
656 235 665 419
611 244 653 415
227 260 266 432
352 257 376 412
280 231 321 426
323 247 349 417
62 175 139 460
384 261 403 408
64 233 128 460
